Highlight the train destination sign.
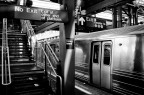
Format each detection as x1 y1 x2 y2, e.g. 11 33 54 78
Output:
0 5 68 23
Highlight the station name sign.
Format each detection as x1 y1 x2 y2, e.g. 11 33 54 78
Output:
0 5 68 23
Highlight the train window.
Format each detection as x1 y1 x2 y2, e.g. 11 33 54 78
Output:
93 45 100 63
103 44 111 65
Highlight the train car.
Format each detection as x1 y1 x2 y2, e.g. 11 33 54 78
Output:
50 24 144 95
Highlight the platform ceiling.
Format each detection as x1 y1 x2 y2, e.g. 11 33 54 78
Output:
81 0 134 14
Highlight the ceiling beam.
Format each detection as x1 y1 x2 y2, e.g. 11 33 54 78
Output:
86 0 133 14
35 22 60 33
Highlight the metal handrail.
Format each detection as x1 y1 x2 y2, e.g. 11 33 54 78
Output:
44 44 59 67
6 18 11 85
45 40 59 62
1 18 11 85
22 20 62 95
38 42 62 95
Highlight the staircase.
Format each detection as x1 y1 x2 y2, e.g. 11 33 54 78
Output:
0 31 53 95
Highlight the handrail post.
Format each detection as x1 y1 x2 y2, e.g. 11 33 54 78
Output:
1 18 11 85
44 40 62 95
44 42 47 76
40 43 63 95
56 63 62 95
36 42 37 65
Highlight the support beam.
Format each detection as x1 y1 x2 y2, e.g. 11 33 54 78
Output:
112 7 117 28
133 7 138 25
35 22 57 33
128 6 132 26
117 6 122 27
60 0 75 95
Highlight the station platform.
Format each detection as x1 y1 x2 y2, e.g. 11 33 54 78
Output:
75 80 113 95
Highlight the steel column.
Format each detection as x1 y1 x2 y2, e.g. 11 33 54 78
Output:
59 0 75 94
117 6 122 27
128 6 132 26
133 7 138 25
112 7 117 28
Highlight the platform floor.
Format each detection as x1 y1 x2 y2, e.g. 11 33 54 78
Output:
75 80 113 95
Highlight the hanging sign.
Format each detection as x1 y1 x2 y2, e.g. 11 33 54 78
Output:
0 5 68 23
78 17 85 25
76 15 106 32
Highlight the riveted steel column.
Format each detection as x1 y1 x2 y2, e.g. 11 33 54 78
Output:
112 7 117 28
128 6 132 26
117 6 122 27
133 7 138 25
59 0 75 95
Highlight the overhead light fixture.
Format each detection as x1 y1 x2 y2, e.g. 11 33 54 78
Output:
32 0 60 10
96 11 112 20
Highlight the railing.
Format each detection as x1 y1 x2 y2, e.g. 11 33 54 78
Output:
45 40 59 63
1 18 11 85
21 20 62 95
35 41 62 95
20 20 35 47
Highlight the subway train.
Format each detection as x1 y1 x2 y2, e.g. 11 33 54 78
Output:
49 24 144 95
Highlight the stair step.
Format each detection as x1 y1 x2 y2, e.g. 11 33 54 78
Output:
0 62 35 66
8 44 29 47
0 31 52 95
0 32 26 35
0 38 27 41
11 70 45 76
15 88 46 95
8 41 27 43
12 74 45 83
9 52 31 55
8 46 30 49
0 34 27 37
9 51 29 55
9 55 30 59
14 82 44 90
0 65 44 75
10 60 30 63
0 37 27 40
0 60 34 65
9 49 30 52
10 60 34 64
12 65 43 73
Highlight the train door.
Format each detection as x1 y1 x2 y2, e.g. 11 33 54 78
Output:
92 41 112 90
92 42 101 87
101 41 112 89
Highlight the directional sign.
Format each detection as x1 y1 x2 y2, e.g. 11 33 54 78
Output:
79 17 85 25
0 5 68 23
76 15 106 32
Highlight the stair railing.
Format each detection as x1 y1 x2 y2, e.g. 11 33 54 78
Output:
20 20 35 45
38 42 62 95
21 20 62 95
1 18 11 85
45 39 59 63
35 40 62 95
43 39 62 95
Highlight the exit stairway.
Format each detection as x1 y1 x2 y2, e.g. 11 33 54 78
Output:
0 31 53 95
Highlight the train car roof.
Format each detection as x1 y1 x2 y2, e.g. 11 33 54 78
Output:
75 24 144 40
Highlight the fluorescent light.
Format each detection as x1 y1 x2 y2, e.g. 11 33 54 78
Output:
34 30 59 40
32 0 60 10
96 12 112 20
